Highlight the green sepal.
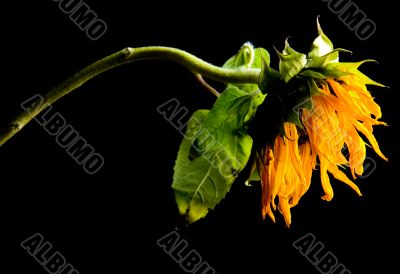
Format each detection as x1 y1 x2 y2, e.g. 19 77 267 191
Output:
276 40 307 83
323 60 386 86
299 69 328 79
306 48 352 68
308 17 336 61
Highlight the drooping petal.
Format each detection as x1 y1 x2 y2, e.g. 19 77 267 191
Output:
354 121 388 161
258 69 386 225
319 156 334 201
328 164 362 196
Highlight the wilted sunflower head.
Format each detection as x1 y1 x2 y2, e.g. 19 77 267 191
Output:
250 18 387 227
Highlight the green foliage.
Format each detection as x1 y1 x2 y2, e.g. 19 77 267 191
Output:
172 44 270 223
172 87 264 223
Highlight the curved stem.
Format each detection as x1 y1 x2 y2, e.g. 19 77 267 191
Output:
0 46 260 147
194 74 220 97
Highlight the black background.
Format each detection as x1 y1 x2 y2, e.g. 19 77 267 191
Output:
2 1 399 273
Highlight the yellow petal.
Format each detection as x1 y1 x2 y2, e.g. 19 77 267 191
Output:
319 156 334 201
328 164 362 196
354 121 388 161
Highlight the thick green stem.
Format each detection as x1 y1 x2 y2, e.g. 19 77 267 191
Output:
0 46 260 147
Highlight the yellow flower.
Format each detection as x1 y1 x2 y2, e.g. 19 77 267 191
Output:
259 74 387 227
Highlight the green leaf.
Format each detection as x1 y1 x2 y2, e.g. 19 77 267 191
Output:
173 110 231 222
202 87 252 130
174 110 208 172
245 90 266 123
172 87 260 223
193 87 257 169
173 141 235 222
276 40 307 83
223 44 270 93
223 42 255 69
252 48 271 69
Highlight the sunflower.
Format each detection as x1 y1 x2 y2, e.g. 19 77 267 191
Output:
256 20 387 227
